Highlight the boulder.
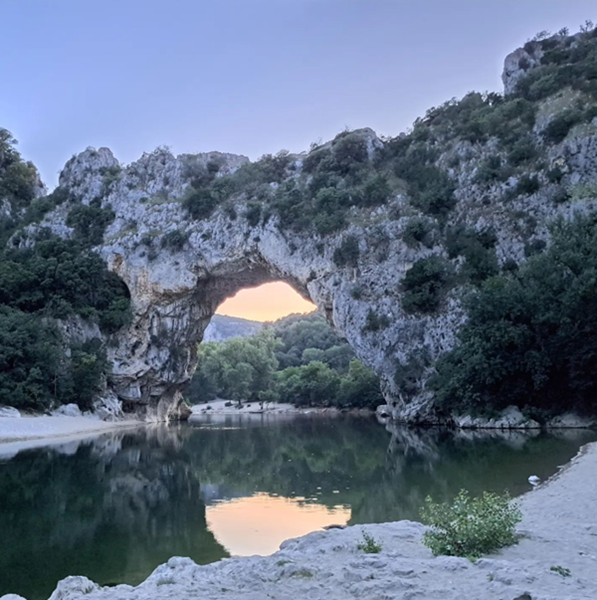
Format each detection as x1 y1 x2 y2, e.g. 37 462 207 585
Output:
0 407 21 418
52 404 82 418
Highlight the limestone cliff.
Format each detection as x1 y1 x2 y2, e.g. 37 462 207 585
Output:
23 28 597 423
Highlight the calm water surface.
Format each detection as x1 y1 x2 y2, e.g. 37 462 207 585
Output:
0 414 595 599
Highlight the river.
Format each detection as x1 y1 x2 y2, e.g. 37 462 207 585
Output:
0 414 594 599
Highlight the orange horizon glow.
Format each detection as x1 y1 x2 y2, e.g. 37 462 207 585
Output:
206 493 350 556
216 281 316 322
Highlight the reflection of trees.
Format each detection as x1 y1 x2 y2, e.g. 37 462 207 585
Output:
187 416 596 526
1 418 594 600
0 426 227 600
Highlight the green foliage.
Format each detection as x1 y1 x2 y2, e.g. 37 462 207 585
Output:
0 129 39 209
402 218 435 248
402 256 452 314
62 340 109 411
189 312 383 409
274 361 341 407
0 307 62 409
507 136 538 166
550 566 571 577
363 309 390 332
473 155 512 184
357 531 382 554
66 198 115 246
569 181 597 202
446 225 498 284
333 235 360 268
0 308 108 411
390 142 456 217
431 214 597 417
0 237 131 331
245 202 262 227
543 110 584 144
516 174 540 196
290 569 314 579
192 332 281 402
338 359 385 408
421 490 521 559
160 229 189 251
515 27 597 102
272 312 350 370
0 130 130 412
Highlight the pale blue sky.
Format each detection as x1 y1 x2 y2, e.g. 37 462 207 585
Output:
1 1 595 187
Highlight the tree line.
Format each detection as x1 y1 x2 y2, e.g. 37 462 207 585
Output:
188 312 384 409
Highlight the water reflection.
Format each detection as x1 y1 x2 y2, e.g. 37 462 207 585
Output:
206 494 350 555
0 416 594 600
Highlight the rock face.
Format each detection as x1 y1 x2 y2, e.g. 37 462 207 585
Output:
28 32 597 423
202 314 263 343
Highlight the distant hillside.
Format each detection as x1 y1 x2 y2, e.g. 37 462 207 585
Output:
203 315 263 342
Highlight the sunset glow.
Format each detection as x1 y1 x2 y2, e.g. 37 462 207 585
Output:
216 282 315 322
206 493 350 556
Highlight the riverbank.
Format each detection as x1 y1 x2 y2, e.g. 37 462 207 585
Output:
5 440 594 600
190 398 373 417
0 416 143 459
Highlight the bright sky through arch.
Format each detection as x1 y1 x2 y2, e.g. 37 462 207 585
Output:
216 282 316 322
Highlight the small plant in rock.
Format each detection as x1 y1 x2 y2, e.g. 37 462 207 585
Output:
291 569 314 578
276 560 292 567
357 530 382 554
420 490 521 560
550 565 571 577
160 229 189 251
363 309 390 333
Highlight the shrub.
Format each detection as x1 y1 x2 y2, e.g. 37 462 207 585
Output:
66 198 115 246
516 174 540 196
402 256 452 314
357 173 391 207
421 490 521 559
507 137 538 166
357 531 382 554
550 566 571 577
431 214 597 416
184 187 220 220
543 110 583 144
245 202 262 227
569 181 597 202
474 155 511 183
331 133 369 175
333 236 360 268
402 218 435 249
363 309 390 332
160 229 189 251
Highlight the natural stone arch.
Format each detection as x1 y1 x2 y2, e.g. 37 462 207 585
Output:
34 136 459 422
108 251 324 420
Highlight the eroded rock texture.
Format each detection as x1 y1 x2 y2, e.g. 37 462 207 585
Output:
28 31 597 422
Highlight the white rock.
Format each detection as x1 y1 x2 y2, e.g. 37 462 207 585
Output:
0 407 21 418
52 404 82 418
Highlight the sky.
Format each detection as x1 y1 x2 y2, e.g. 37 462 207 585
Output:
217 282 315 321
1 0 595 320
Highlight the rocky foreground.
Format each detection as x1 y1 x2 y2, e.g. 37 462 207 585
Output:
2 442 595 600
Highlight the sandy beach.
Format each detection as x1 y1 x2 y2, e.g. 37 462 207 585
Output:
0 416 143 459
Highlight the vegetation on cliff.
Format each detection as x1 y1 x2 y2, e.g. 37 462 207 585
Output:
431 214 597 420
0 130 131 410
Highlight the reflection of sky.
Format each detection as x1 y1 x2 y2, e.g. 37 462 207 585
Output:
206 493 350 556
